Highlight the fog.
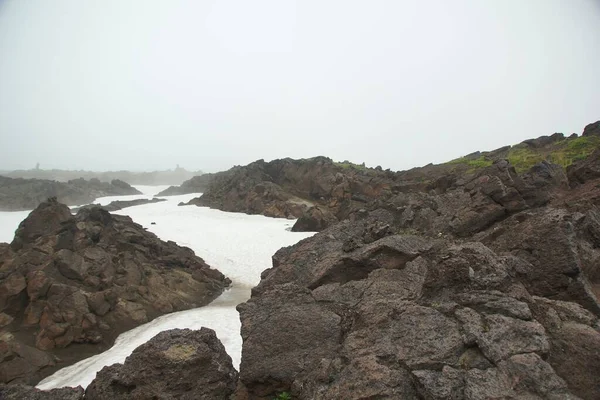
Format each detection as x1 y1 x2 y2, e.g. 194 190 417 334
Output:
0 0 599 173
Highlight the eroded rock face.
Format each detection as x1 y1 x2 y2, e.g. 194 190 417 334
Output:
237 212 600 399
0 177 142 211
85 328 238 400
291 206 338 232
0 199 230 384
182 157 394 222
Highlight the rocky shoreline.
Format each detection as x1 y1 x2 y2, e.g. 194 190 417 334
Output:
0 199 230 385
1 121 600 399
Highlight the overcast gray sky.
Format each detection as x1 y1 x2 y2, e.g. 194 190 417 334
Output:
0 0 599 173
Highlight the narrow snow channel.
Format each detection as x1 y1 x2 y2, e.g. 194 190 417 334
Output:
0 186 314 390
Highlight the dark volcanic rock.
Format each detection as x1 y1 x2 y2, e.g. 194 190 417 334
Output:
476 208 600 313
567 148 600 186
85 328 238 400
183 157 392 221
0 176 141 211
182 122 600 234
0 199 230 384
582 120 600 137
237 211 599 399
291 206 339 232
0 383 84 399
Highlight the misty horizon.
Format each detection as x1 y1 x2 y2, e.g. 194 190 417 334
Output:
1 0 599 173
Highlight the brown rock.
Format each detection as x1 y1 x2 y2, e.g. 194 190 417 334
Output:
85 328 238 400
0 199 230 384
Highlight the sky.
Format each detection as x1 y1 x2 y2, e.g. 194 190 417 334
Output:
0 0 599 173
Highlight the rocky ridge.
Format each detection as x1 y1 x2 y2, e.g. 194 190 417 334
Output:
2 167 203 186
0 198 230 384
71 197 167 213
179 122 600 235
0 177 142 211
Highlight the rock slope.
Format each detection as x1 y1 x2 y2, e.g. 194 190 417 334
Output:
236 207 600 399
0 198 230 384
0 177 141 211
232 125 600 399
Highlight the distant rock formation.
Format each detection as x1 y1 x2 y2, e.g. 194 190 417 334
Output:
71 198 167 213
0 199 230 384
181 157 393 224
85 328 238 399
0 177 142 211
155 174 213 196
1 168 204 186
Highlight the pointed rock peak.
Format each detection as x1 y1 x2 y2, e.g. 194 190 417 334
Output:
11 197 73 250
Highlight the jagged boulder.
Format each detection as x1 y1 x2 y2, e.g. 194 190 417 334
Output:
0 199 230 384
476 208 600 313
85 328 238 400
237 212 600 399
292 206 339 232
582 120 600 137
567 148 600 186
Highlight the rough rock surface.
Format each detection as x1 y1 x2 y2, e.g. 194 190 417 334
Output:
0 383 83 399
291 206 339 232
182 157 394 221
237 209 600 399
0 176 141 211
0 198 230 384
85 328 238 400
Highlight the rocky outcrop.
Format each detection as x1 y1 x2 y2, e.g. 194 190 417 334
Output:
567 148 600 187
237 208 600 399
0 383 83 399
183 157 394 222
71 197 166 213
0 198 230 384
582 120 600 137
291 206 338 232
85 328 238 399
156 174 213 196
182 122 600 233
0 176 142 211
